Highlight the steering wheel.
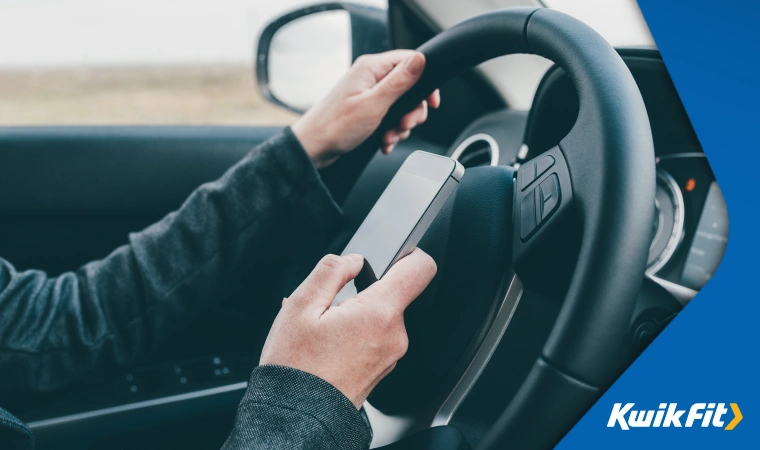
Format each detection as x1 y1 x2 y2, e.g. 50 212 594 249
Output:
324 7 655 449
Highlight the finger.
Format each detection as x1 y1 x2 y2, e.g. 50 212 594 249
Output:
287 254 364 312
371 52 426 110
399 101 427 131
426 89 441 109
383 129 401 147
382 131 410 154
396 130 411 141
358 248 437 311
353 50 417 83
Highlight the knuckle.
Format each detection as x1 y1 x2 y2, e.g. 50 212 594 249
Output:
353 54 372 68
319 254 345 272
387 74 408 92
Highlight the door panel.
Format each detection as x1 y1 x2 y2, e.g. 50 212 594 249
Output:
0 125 282 449
0 126 281 272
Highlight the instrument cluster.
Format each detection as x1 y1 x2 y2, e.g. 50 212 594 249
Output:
647 153 728 293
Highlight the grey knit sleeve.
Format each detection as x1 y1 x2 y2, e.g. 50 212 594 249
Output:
222 365 372 450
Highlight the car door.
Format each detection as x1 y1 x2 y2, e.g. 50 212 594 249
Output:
0 127 285 450
0 1 377 449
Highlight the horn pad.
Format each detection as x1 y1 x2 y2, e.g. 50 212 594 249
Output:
370 166 515 413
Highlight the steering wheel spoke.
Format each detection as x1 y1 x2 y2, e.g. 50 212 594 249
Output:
513 147 579 297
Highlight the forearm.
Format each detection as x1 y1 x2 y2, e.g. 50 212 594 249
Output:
0 127 343 393
222 365 371 450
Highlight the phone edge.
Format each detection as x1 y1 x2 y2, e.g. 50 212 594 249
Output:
381 168 462 278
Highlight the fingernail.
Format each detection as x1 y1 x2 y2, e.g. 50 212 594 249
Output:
344 254 364 265
405 52 425 76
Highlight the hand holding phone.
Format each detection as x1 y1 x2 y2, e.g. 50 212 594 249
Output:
333 151 464 305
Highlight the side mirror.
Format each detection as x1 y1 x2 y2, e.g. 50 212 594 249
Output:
256 2 389 114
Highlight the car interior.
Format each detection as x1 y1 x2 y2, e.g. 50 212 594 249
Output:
0 0 727 449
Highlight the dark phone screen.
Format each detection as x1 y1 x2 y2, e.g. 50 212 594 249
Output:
332 153 454 305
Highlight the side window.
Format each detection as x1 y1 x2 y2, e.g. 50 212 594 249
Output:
0 0 386 126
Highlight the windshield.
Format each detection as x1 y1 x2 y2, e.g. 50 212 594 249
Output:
541 0 654 46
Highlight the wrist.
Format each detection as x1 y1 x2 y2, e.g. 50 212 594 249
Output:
292 116 330 168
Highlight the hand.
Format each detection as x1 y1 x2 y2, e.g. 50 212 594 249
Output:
259 249 436 408
292 50 441 168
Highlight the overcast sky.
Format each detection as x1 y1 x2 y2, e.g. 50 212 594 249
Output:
0 0 385 68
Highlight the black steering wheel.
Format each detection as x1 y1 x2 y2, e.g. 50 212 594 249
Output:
326 7 655 449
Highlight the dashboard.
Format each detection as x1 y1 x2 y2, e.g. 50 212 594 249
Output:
650 154 727 292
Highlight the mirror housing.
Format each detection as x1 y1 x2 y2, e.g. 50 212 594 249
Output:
256 2 389 114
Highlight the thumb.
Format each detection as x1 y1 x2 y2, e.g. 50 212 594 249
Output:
371 52 426 110
287 254 364 314
358 248 437 312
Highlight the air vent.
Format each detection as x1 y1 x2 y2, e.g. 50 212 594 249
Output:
450 133 499 168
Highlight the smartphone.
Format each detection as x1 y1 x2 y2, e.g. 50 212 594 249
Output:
332 151 464 306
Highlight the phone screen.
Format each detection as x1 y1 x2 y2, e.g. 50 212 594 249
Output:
333 152 456 305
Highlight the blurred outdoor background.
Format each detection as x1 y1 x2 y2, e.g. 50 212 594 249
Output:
0 0 385 126
0 0 651 126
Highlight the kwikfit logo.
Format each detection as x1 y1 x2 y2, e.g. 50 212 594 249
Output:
607 403 742 430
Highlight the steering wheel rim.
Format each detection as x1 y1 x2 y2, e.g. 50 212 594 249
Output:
374 7 655 448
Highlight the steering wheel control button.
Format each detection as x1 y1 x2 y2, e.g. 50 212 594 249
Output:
538 174 560 221
518 161 536 191
536 155 555 177
520 190 538 239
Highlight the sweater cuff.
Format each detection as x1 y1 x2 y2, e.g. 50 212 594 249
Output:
245 365 372 449
267 126 343 229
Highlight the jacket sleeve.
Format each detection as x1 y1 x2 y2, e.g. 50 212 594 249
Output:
222 365 372 450
0 127 343 393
